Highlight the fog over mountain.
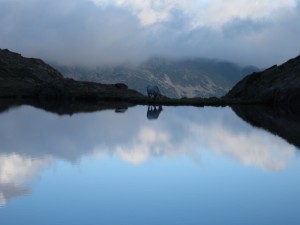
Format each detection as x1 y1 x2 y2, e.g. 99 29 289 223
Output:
54 57 259 98
1 0 300 68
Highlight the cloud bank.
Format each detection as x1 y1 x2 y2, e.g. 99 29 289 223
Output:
0 0 299 67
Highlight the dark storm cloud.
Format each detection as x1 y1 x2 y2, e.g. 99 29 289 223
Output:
0 0 300 67
222 19 269 38
0 0 148 66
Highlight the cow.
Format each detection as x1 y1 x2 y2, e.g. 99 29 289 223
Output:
147 105 163 120
147 84 162 99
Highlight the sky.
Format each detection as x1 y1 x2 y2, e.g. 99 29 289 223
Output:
0 0 300 67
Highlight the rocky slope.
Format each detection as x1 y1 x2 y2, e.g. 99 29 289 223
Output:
226 55 300 106
55 57 258 98
0 49 144 102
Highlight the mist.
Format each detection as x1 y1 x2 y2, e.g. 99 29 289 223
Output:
0 0 300 67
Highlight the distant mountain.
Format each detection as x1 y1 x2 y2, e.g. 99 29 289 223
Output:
54 57 259 98
226 54 300 107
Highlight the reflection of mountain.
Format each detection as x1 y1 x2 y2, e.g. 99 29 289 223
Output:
232 105 300 149
0 99 133 116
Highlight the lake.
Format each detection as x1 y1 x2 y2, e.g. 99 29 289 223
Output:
0 104 299 225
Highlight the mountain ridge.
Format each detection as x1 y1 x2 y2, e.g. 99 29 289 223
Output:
2 48 299 109
54 57 259 98
226 54 300 107
0 48 144 101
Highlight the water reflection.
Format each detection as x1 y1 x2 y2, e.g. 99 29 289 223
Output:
0 104 299 207
0 183 28 207
0 153 52 206
232 105 300 148
147 105 163 120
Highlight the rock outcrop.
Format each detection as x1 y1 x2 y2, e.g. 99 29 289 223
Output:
0 49 144 102
226 55 300 106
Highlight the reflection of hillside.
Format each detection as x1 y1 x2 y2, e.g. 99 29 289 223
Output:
231 105 300 149
0 99 132 116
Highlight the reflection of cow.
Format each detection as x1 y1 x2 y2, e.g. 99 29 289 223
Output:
147 105 163 120
147 85 162 99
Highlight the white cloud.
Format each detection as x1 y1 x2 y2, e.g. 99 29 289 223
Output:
112 120 296 170
92 0 298 29
89 116 297 170
92 0 186 26
197 0 297 29
0 193 6 206
116 126 172 164
0 153 53 185
0 153 53 206
188 122 295 170
0 0 299 66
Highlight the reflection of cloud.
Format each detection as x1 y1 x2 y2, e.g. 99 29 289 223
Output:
98 126 200 165
0 153 53 184
108 107 297 170
116 127 172 164
188 122 295 170
112 118 296 170
1 106 298 171
0 105 299 208
0 192 5 206
0 183 29 207
0 153 53 206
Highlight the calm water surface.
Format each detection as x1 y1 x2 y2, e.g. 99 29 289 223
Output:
0 105 299 225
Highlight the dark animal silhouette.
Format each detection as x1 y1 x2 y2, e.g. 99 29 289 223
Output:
147 85 162 99
147 105 163 120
